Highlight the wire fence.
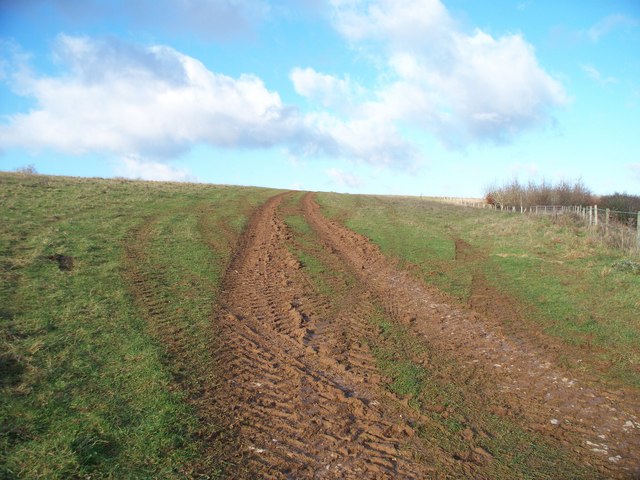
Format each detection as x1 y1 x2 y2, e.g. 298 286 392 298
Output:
438 198 640 252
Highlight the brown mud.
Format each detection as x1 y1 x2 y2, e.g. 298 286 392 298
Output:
212 193 432 478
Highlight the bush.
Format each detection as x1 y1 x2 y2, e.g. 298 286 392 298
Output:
598 193 640 213
484 179 593 208
15 164 38 175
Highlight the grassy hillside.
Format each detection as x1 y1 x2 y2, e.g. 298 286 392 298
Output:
3 172 637 478
1 172 276 478
317 193 640 389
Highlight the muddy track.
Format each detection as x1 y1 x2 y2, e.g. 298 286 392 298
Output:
303 192 640 478
212 193 434 479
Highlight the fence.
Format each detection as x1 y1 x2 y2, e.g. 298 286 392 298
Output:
437 197 640 252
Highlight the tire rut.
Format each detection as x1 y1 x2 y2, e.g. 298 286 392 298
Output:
122 210 236 476
214 193 429 479
303 192 640 479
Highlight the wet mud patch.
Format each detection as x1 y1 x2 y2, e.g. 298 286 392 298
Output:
47 254 74 271
0 353 24 388
454 238 477 262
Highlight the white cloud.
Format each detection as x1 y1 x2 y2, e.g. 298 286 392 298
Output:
0 35 420 169
290 67 360 108
115 156 196 182
328 0 567 145
327 167 363 188
0 35 302 157
306 111 421 167
580 64 617 85
588 14 638 43
331 0 452 47
289 66 422 167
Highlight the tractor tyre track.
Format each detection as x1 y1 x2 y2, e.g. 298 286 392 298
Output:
213 193 430 479
303 192 640 479
122 209 238 476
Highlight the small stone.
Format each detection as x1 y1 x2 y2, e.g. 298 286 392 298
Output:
608 455 622 463
550 419 560 425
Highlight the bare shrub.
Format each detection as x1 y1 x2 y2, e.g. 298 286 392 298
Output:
15 164 38 175
598 193 640 227
485 179 593 208
599 193 640 213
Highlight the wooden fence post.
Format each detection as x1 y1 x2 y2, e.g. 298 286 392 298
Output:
594 205 598 226
637 211 640 250
605 208 610 233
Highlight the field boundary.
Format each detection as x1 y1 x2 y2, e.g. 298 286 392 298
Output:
433 197 640 253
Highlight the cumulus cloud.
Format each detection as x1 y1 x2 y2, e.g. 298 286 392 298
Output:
307 111 421 167
327 167 363 188
0 35 420 168
290 67 361 108
331 0 452 46
289 66 421 166
0 35 302 157
2 0 269 41
328 0 567 145
115 156 196 182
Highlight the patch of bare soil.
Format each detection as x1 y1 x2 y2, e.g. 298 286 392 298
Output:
212 193 433 479
303 192 640 479
47 253 74 271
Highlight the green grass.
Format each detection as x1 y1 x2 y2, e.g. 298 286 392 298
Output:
0 172 275 478
282 194 354 298
317 193 640 388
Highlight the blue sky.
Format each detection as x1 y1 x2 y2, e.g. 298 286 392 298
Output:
1 0 639 197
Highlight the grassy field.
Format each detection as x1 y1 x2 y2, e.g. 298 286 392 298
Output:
3 173 638 478
317 193 640 389
1 172 275 478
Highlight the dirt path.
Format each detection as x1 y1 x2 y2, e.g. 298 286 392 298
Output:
212 193 431 479
303 192 640 478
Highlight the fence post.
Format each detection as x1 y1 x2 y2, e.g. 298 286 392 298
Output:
637 211 640 250
594 205 598 226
